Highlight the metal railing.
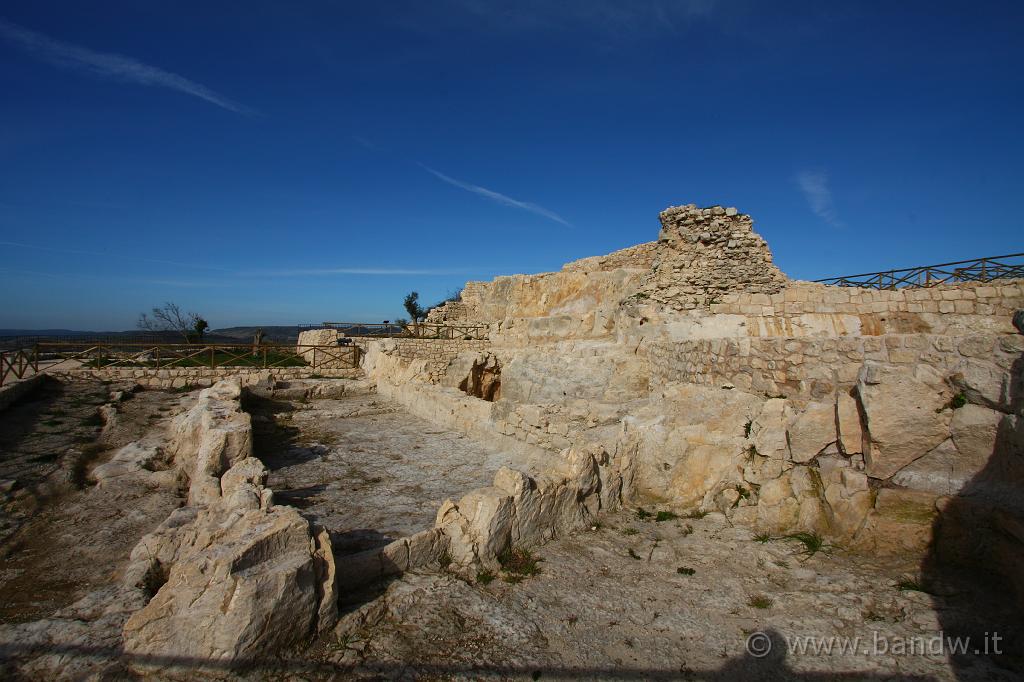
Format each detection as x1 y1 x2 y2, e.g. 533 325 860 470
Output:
300 321 489 340
815 252 1024 289
0 342 361 387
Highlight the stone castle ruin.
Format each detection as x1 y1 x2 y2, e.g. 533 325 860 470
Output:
3 202 1022 677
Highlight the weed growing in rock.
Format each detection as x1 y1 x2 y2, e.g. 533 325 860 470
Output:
621 527 639 536
754 532 773 543
748 595 773 609
499 547 542 578
686 509 708 520
787 531 826 558
635 508 652 521
677 566 695 576
655 511 677 522
938 391 968 412
628 548 642 560
438 551 452 570
476 570 495 585
744 420 753 438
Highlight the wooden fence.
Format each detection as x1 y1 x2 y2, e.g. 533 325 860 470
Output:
0 342 360 387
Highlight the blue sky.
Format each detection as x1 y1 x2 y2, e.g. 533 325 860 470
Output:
1 1 1021 330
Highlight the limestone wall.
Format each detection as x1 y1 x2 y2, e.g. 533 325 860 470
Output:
561 241 660 273
48 366 361 390
356 200 1024 606
649 332 1024 400
362 337 490 383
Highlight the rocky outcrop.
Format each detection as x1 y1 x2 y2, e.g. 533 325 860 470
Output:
122 503 320 669
856 362 952 479
167 379 252 505
113 380 338 674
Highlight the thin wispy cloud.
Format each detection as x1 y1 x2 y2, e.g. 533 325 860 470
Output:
420 164 570 227
796 170 843 229
351 135 376 149
0 18 254 114
0 241 473 278
433 1 716 38
0 267 231 288
252 267 469 277
0 240 232 271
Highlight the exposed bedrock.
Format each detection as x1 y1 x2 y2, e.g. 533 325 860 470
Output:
111 379 337 675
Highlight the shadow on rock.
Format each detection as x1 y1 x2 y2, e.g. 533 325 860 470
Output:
922 351 1024 677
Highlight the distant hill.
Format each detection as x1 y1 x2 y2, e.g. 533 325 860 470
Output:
210 326 300 343
0 326 300 346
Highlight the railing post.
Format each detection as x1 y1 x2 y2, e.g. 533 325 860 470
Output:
210 347 215 369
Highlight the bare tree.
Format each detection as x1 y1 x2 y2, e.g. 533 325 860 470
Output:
138 302 208 343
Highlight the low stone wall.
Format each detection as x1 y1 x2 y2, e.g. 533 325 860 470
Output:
649 332 1024 400
48 366 362 389
0 373 45 412
368 337 490 383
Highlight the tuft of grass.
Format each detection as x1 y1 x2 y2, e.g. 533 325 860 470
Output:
635 507 652 521
677 566 695 576
686 509 709 520
476 570 495 585
748 595 774 609
754 532 773 543
655 510 678 523
628 548 642 561
499 547 542 577
950 392 967 409
621 527 639 536
438 552 452 570
743 420 753 438
896 576 929 593
786 531 826 558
